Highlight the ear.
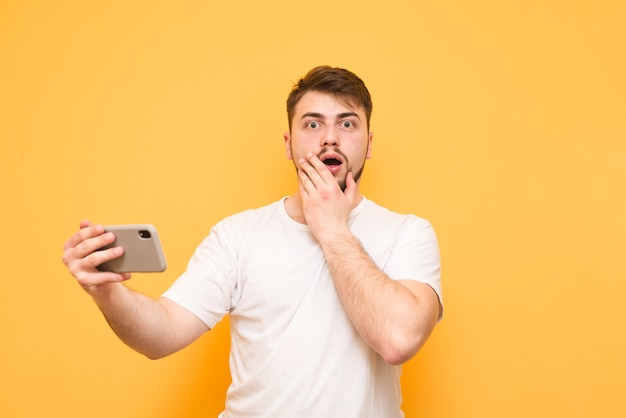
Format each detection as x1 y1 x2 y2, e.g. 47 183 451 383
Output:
366 131 373 159
284 132 293 160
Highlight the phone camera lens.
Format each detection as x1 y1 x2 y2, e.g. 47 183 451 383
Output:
138 230 151 239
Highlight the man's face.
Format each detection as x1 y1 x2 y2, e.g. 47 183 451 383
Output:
284 91 373 191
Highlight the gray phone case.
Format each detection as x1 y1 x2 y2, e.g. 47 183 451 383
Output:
96 224 167 273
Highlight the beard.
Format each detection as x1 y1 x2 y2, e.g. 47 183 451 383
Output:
338 160 365 192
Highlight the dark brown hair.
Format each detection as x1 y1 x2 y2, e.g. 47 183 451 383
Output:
286 66 373 131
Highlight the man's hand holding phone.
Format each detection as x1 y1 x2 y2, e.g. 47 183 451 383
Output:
62 221 132 293
62 221 166 294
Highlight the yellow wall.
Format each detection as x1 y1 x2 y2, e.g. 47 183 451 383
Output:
1 1 625 417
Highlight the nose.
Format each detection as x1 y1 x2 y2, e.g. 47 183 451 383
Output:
321 126 339 147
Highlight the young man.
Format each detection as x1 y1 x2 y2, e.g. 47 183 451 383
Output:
62 66 443 417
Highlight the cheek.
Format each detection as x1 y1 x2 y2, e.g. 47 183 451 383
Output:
288 146 309 170
288 138 311 159
346 139 370 164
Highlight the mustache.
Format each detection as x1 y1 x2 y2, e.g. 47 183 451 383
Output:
317 147 349 164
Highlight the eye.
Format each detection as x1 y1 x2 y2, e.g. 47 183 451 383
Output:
341 121 354 128
307 121 320 129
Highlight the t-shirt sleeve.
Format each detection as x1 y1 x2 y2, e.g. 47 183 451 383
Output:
384 216 443 314
161 221 240 329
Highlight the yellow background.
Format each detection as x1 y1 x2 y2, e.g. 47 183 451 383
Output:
1 1 625 417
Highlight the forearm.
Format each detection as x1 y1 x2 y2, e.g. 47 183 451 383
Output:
89 283 202 359
295 154 439 362
320 229 438 365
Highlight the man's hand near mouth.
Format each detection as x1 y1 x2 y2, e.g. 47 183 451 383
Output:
297 152 357 244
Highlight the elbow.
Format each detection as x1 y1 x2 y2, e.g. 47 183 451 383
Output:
380 339 422 366
382 305 441 365
144 352 166 361
133 346 172 361
379 327 434 365
383 351 414 366
141 346 179 360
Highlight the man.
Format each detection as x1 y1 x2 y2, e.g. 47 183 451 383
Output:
62 66 443 417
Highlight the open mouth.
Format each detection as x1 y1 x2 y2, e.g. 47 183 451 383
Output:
320 155 344 175
323 158 342 166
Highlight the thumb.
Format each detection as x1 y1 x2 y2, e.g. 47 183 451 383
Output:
344 171 358 200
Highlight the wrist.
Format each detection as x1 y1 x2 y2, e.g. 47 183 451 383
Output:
315 226 354 249
85 281 122 303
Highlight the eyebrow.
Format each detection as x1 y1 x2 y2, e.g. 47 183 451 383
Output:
301 112 361 120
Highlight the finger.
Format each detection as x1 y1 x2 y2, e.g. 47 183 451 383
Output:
297 169 315 197
303 153 335 183
67 245 127 282
64 232 116 271
73 230 114 261
83 245 125 270
79 219 93 229
63 238 116 271
298 155 326 187
64 223 105 251
298 157 323 186
300 154 335 185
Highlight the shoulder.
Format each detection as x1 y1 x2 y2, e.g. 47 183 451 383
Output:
218 199 283 226
208 198 285 241
358 198 435 233
191 199 285 257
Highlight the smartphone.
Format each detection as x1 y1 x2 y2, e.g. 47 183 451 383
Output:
96 224 167 273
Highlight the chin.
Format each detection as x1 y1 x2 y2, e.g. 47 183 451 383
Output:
337 166 364 192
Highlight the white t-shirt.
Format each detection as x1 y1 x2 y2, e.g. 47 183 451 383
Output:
162 197 442 418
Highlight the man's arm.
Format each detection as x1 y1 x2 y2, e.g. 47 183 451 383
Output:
298 154 440 365
317 230 440 365
62 221 209 359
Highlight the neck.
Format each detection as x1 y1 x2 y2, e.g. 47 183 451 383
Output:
284 189 363 225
